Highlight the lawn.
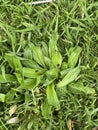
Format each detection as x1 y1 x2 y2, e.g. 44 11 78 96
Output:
0 0 98 130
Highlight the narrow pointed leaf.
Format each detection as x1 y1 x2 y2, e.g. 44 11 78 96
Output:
4 53 14 69
49 32 58 58
23 67 42 78
45 68 59 80
68 46 82 68
57 67 80 87
18 78 37 89
0 93 5 102
46 84 60 109
68 81 95 95
4 53 22 72
42 100 52 118
51 51 62 68
0 74 16 83
30 45 46 67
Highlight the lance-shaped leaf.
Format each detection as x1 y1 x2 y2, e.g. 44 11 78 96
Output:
49 32 58 58
14 73 23 84
68 46 82 68
13 57 22 72
4 53 22 72
57 67 80 88
44 56 53 69
4 53 14 69
0 74 16 83
18 78 37 90
51 51 63 68
40 42 49 57
24 47 33 59
42 99 52 118
68 81 95 95
21 59 44 71
23 67 43 78
30 44 46 68
0 93 5 102
45 68 59 80
46 84 60 109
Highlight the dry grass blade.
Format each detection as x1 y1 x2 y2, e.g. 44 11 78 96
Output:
68 119 72 130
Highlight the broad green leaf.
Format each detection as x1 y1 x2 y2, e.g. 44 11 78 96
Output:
46 84 60 109
4 53 14 69
42 100 52 118
68 46 82 68
51 51 63 68
14 73 23 84
24 47 32 59
57 67 80 87
60 68 71 78
4 53 22 72
44 56 53 69
21 59 44 71
61 62 68 70
0 93 5 102
0 74 16 83
68 81 95 95
44 68 59 85
23 67 42 78
30 44 46 68
13 57 22 72
45 68 59 80
18 78 37 89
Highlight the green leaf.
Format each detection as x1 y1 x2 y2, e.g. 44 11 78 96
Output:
24 47 33 59
44 56 53 69
57 67 80 87
49 32 58 58
45 68 59 80
30 44 46 68
14 73 23 84
42 100 52 118
0 74 16 83
68 81 95 95
13 56 22 72
51 51 63 68
60 68 71 78
21 59 44 71
1 65 6 80
18 78 37 90
68 46 82 68
4 53 14 69
40 42 49 57
44 68 59 85
23 67 43 78
0 93 5 102
0 23 16 52
16 22 38 32
61 62 68 70
46 84 60 109
4 53 22 72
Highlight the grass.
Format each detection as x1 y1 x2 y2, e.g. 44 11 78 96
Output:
0 0 98 130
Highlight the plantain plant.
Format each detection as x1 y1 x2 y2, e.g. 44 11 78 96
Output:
0 30 95 119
